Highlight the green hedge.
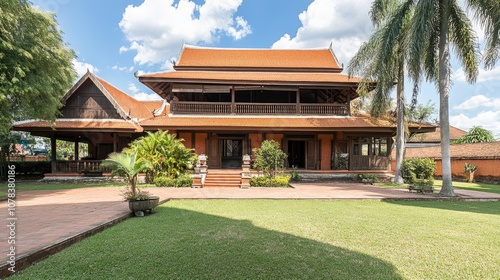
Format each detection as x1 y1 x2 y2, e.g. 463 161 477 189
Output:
250 175 290 187
401 158 436 184
6 162 51 175
154 174 192 188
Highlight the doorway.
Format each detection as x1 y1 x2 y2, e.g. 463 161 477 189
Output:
287 140 305 168
221 139 243 168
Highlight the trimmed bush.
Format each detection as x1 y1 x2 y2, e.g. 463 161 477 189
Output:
154 174 193 188
250 175 290 187
401 158 436 184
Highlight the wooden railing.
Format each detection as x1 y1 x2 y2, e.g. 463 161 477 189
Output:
171 102 231 114
235 103 297 115
55 160 107 173
171 101 349 116
300 104 348 115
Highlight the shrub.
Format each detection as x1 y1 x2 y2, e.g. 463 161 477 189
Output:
358 173 379 181
464 163 477 173
413 178 434 187
252 140 287 177
154 174 192 188
250 175 290 187
290 165 300 181
401 158 436 184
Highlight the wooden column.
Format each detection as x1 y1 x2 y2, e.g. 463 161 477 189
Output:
74 134 79 161
231 85 235 114
296 87 300 115
51 133 57 173
347 92 351 116
113 133 118 152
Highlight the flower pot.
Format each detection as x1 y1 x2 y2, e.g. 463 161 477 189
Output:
128 196 159 215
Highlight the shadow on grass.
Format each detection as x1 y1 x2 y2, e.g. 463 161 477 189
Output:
385 200 500 215
11 205 403 279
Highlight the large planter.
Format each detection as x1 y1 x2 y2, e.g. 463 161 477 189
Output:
465 171 475 183
128 196 159 216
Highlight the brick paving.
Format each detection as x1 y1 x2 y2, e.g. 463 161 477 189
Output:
1 182 499 276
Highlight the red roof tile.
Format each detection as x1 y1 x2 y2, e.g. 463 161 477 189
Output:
175 45 342 71
140 71 361 85
409 126 466 143
13 119 142 132
403 141 500 159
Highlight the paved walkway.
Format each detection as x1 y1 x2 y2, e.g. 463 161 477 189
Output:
1 182 499 276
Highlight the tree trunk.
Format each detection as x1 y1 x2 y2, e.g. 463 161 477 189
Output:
394 60 405 184
438 0 455 196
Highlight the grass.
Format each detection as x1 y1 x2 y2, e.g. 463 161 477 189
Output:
11 200 500 279
376 180 500 194
434 180 500 194
0 191 6 200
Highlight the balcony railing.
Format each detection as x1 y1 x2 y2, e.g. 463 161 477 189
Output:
171 101 348 116
55 160 107 173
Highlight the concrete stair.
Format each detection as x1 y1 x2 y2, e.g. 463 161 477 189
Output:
204 170 241 187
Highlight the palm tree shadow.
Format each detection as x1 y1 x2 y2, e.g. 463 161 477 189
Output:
123 206 403 279
384 200 500 215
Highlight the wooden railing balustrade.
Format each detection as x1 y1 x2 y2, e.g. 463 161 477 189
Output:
55 160 107 173
171 101 349 116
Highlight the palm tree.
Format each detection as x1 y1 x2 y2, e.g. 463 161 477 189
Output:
373 0 499 196
348 0 412 184
453 126 495 144
102 151 148 199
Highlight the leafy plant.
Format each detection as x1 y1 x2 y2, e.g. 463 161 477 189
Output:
154 174 193 188
130 130 197 182
359 173 379 181
250 175 290 187
464 163 478 173
101 152 148 201
412 178 434 187
401 158 436 184
252 140 287 177
290 165 300 181
453 126 494 144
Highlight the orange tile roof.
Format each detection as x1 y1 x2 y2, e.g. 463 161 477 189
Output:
139 112 434 132
141 100 164 112
409 126 466 143
402 141 500 159
13 119 142 132
140 71 361 85
96 77 153 120
175 45 342 71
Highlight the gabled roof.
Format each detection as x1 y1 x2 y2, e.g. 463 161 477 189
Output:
403 141 500 159
408 126 466 143
174 45 343 72
61 70 157 120
140 71 362 86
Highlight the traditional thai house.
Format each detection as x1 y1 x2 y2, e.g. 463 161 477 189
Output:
13 45 435 175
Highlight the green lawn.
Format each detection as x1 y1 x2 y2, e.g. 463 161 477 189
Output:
434 180 500 194
0 191 6 200
12 200 500 279
377 180 500 194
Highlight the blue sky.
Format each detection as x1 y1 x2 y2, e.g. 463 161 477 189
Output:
31 0 500 138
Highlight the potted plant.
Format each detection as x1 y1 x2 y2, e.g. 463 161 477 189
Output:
102 151 159 216
464 163 477 183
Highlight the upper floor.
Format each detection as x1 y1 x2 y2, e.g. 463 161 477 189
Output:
139 45 366 116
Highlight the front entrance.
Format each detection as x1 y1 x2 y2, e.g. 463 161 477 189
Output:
287 140 306 168
221 139 243 168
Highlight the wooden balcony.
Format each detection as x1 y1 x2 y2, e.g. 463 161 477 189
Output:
171 101 349 116
55 160 108 173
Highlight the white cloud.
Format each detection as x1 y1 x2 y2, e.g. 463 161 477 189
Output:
112 65 134 72
454 95 500 110
132 92 163 101
128 83 140 94
72 59 98 77
271 0 372 66
453 67 500 83
450 111 500 139
119 0 250 67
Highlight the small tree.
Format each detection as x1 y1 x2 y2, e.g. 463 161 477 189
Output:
453 126 495 144
252 140 287 177
101 151 149 200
